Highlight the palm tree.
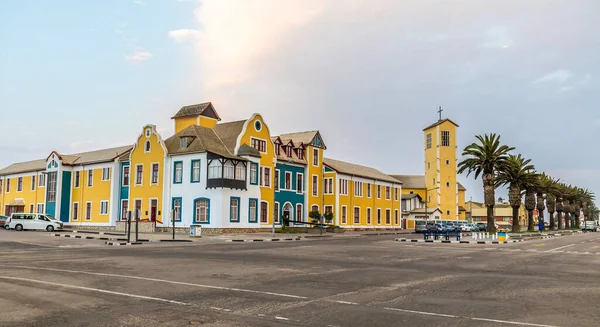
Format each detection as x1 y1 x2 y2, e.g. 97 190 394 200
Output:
556 191 564 230
539 174 560 230
562 184 574 229
495 154 537 233
525 187 536 231
459 134 515 233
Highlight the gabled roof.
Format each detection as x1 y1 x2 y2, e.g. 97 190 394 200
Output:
278 130 326 149
171 102 221 121
457 182 466 191
0 145 133 176
237 144 261 158
164 124 243 160
401 193 423 201
323 158 400 184
423 118 459 131
390 175 425 189
212 120 246 154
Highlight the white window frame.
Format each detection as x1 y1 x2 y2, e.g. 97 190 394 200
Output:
151 163 160 185
121 199 129 221
38 174 45 187
262 167 271 188
274 169 280 191
312 174 318 196
441 130 450 147
85 202 92 220
250 137 267 153
135 164 144 186
102 168 110 181
377 208 382 225
17 177 22 192
386 186 390 200
274 202 280 223
354 181 363 197
385 209 391 225
31 175 36 191
72 202 79 221
260 201 269 223
74 171 80 188
224 161 235 180
122 166 130 186
354 206 360 224
192 160 201 182
87 170 94 187
312 148 319 167
366 207 372 225
100 200 109 215
144 140 151 153
341 205 347 224
285 172 292 190
296 203 303 223
296 173 303 194
377 185 381 199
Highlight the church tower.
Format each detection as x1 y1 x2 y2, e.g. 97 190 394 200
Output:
171 102 221 133
423 107 460 220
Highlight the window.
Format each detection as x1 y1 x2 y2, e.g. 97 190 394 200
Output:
386 186 390 200
47 172 57 202
224 161 235 179
296 204 303 222
249 199 258 222
235 163 246 181
88 170 93 187
31 175 36 191
173 162 182 183
121 200 128 220
251 138 266 153
230 197 239 222
151 163 159 184
100 201 108 215
447 210 450 215
324 206 332 215
136 165 143 185
85 202 92 220
275 143 280 155
5 179 9 193
284 172 291 190
180 137 189 149
367 183 371 198
38 174 45 187
311 205 318 214
354 207 360 224
341 206 347 224
297 173 303 193
354 181 363 197
274 202 280 223
446 182 450 187
377 209 382 225
0 180 3 194
29 204 34 213
263 167 271 187
395 188 398 200
250 163 258 185
37 203 44 214
17 177 22 192
260 201 268 223
208 160 222 179
386 209 391 224
190 160 200 182
441 131 450 146
433 178 436 184
426 133 432 149
145 140 151 152
297 148 304 160
377 185 381 199
72 203 79 220
285 146 292 157
312 148 319 166
274 170 280 191
395 210 399 225
194 199 209 223
134 199 142 218
102 168 110 181
428 162 430 169
446 160 450 165
122 166 130 186
324 178 333 194
367 208 372 225
312 175 318 196
74 171 80 188
339 179 348 195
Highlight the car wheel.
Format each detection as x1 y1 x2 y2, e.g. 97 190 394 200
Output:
15 224 23 231
46 225 54 232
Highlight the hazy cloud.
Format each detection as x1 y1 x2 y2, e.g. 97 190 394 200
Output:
125 50 153 61
533 69 574 84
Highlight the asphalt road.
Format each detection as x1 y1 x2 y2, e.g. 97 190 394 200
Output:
1 229 599 327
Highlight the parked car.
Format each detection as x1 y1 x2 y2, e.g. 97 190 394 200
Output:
460 224 472 232
0 215 8 229
581 221 599 232
7 213 63 232
426 221 445 232
415 220 427 233
476 222 487 231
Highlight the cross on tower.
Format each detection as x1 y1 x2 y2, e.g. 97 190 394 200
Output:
438 106 443 121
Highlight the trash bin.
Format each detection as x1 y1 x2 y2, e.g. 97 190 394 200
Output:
189 225 202 238
498 230 506 242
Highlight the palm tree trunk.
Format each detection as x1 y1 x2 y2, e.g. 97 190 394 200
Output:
527 210 535 231
565 213 570 229
538 210 544 231
487 206 495 233
548 211 555 230
557 212 564 230
511 206 520 233
483 173 496 233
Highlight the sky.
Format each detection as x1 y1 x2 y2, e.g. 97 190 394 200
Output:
1 0 599 203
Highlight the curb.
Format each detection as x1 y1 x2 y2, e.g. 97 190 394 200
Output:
105 241 143 246
51 234 128 241
228 237 302 242
67 230 126 236
394 238 522 244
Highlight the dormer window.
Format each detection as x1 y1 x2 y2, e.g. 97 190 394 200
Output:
297 148 304 160
180 137 189 149
275 143 280 155
285 146 292 157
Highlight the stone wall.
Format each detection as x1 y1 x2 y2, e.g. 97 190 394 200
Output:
116 221 156 233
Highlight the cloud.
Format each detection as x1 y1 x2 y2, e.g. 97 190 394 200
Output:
125 50 153 62
532 69 573 84
168 29 200 42
559 74 591 93
133 0 146 6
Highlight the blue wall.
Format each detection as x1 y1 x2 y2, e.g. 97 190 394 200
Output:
274 163 305 223
59 171 72 222
119 162 130 220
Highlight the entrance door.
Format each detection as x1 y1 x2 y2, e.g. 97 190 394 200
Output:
282 203 292 227
150 199 158 222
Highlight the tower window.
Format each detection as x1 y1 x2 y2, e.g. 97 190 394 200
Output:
427 162 430 169
441 131 450 147
446 210 450 215
145 141 151 152
446 160 450 165
446 182 450 187
426 133 432 149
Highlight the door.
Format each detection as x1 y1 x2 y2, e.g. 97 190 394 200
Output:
150 199 158 222
283 205 291 227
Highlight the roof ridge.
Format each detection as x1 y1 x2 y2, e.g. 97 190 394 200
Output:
205 124 234 156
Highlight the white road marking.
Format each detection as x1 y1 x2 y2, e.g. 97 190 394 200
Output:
332 300 358 305
5 265 308 300
472 317 560 327
0 276 191 306
384 307 459 318
544 244 576 253
275 316 290 321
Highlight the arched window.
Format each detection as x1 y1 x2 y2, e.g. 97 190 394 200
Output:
145 141 151 152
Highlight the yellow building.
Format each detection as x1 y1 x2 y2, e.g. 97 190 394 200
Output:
0 161 46 216
323 158 402 229
467 201 528 226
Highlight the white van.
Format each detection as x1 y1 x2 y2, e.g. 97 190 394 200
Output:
7 213 64 232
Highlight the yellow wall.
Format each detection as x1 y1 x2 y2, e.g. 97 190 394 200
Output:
70 167 112 223
307 146 324 214
129 125 166 223
458 189 466 221
237 114 275 225
199 117 217 128
424 120 458 220
0 173 46 215
323 170 336 218
174 116 198 134
402 187 426 201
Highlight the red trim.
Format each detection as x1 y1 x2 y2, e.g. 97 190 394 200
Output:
45 151 63 162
